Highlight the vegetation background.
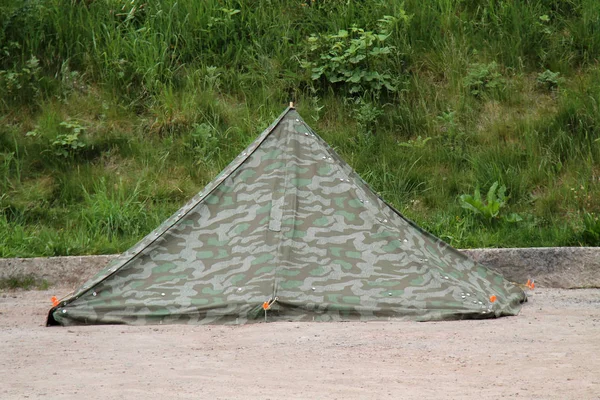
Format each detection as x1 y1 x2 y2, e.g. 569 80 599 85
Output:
1 0 599 258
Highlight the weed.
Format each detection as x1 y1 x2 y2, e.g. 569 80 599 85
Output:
202 66 223 92
464 62 504 97
437 110 465 151
581 212 600 245
184 123 221 164
459 182 522 224
307 96 324 123
353 100 383 136
536 70 562 91
51 121 87 158
303 16 403 98
398 136 432 149
0 275 50 290
0 54 42 108
0 152 18 191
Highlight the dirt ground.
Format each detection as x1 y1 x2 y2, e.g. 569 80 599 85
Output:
1 288 599 400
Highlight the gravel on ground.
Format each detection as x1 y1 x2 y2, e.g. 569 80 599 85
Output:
1 288 599 400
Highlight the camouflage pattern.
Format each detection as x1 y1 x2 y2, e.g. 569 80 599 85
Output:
47 107 526 326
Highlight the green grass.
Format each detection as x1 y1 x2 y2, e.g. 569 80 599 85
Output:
1 0 599 257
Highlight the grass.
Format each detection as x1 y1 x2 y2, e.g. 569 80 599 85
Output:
1 0 599 257
0 275 50 290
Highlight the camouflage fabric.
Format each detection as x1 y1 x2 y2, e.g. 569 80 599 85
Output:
47 107 526 326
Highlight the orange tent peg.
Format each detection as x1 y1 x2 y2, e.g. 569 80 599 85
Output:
51 296 59 306
526 279 535 290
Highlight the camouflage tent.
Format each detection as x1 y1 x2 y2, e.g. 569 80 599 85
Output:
48 107 526 326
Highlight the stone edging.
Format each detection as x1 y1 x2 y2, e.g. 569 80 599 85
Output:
1 247 598 289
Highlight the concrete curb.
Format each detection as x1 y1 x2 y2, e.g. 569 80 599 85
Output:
0 255 118 289
462 247 600 289
1 247 598 289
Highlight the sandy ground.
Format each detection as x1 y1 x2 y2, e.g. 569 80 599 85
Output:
1 288 599 400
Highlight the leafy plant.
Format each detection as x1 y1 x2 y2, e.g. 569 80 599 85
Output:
353 99 383 135
302 16 404 97
464 62 504 97
536 70 562 91
536 14 553 35
184 123 220 164
208 7 240 29
51 121 87 159
437 109 465 150
202 66 223 91
459 182 522 223
308 95 324 123
0 52 42 107
398 136 432 148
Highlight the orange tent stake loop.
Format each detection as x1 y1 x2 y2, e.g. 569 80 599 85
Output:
525 279 536 290
262 297 279 322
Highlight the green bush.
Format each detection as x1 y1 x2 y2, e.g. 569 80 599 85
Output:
302 15 406 98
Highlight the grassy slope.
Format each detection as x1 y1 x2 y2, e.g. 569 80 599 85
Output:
1 0 599 257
